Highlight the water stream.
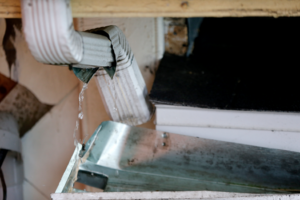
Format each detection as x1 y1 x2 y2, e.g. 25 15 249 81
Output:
73 83 88 148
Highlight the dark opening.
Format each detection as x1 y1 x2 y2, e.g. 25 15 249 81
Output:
150 17 300 112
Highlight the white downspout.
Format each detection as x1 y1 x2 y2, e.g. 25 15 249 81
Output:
21 0 154 125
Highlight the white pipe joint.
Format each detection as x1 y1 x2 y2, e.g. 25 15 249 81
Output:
22 0 83 64
21 0 114 67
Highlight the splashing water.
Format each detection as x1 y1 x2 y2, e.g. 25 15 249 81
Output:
73 83 88 148
79 83 88 115
78 112 84 119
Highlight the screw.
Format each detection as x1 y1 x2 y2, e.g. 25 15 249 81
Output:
162 133 167 138
162 142 166 146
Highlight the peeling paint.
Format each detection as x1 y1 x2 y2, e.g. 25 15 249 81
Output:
164 18 188 56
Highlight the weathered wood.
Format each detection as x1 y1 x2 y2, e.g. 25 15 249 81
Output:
0 0 21 18
2 0 300 18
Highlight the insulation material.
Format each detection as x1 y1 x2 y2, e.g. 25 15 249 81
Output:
164 18 188 56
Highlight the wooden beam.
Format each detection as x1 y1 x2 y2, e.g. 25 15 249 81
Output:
0 0 21 18
70 0 300 17
1 0 300 18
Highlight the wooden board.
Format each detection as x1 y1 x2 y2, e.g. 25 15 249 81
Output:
1 0 300 18
0 0 21 18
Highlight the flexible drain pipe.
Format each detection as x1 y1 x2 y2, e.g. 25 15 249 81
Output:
21 0 153 125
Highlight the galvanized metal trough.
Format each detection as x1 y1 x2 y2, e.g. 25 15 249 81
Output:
54 121 300 194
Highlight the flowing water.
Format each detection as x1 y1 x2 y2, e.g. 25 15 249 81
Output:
73 83 88 148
